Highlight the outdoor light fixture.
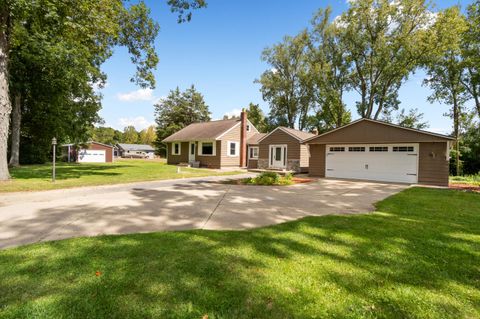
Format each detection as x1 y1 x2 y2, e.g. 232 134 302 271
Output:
52 137 57 182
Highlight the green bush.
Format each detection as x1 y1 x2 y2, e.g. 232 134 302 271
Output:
247 172 293 186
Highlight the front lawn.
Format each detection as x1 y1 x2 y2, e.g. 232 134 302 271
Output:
0 160 242 192
1 188 479 318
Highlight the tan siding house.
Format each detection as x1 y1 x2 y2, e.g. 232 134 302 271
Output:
163 111 258 169
304 119 454 186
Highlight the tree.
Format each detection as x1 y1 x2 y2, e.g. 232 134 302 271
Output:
308 7 351 131
256 31 313 130
459 119 480 175
423 6 468 176
154 85 210 156
395 108 429 130
336 0 439 120
246 103 268 133
461 1 480 118
91 127 123 145
0 0 205 177
139 125 156 145
123 126 139 144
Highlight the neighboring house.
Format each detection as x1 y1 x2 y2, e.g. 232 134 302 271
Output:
62 141 114 163
304 118 454 186
162 111 258 168
116 143 155 159
256 127 316 173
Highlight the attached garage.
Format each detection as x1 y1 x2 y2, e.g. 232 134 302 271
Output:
305 119 454 186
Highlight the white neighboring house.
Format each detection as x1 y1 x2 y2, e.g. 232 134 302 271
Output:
116 143 155 159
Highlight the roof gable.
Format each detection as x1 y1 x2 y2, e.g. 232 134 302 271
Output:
162 119 240 142
258 126 316 144
304 119 454 144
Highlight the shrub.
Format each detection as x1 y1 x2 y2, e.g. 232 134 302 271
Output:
247 172 293 186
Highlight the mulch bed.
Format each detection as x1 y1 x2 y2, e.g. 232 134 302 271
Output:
221 177 314 186
449 183 480 193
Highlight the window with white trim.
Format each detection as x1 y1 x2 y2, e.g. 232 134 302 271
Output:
369 146 388 152
199 142 215 156
172 142 181 155
348 146 365 152
246 124 251 132
227 141 239 157
393 146 414 152
249 146 259 159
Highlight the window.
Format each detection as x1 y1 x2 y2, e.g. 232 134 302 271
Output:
200 142 215 156
348 147 365 152
329 147 345 152
249 147 259 159
369 146 388 152
393 146 414 152
227 141 239 157
172 142 181 155
246 124 251 132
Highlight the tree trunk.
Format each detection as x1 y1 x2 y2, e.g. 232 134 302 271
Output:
452 93 460 176
8 93 20 166
0 9 11 180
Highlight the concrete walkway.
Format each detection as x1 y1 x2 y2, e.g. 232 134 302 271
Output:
0 175 407 249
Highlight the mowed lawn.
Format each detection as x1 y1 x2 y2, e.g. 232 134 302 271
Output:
0 188 479 318
0 160 241 192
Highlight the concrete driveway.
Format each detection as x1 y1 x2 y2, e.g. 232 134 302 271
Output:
0 175 407 249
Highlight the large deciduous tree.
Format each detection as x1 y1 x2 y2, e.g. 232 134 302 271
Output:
256 31 313 130
245 103 268 133
154 85 210 156
308 7 351 131
461 1 480 118
423 6 468 176
0 0 205 178
337 0 437 120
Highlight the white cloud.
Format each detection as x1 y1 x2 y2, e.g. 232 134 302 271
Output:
223 108 242 119
117 88 156 102
117 116 156 131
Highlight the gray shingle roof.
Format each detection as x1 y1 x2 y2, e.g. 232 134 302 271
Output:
117 143 155 151
280 127 316 141
162 119 240 142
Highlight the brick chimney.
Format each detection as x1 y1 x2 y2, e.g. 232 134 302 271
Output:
240 108 247 167
312 128 319 135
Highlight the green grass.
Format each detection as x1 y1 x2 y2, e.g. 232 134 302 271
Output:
450 174 480 186
1 188 479 318
0 160 242 192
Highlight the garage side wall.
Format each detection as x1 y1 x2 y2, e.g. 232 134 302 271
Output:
418 142 449 186
308 144 325 177
89 143 113 162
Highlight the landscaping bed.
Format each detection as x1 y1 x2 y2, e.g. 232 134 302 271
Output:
1 187 479 318
223 172 314 186
450 174 480 193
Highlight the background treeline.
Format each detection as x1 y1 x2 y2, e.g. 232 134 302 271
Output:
90 125 157 148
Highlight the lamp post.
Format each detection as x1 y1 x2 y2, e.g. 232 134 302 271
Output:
52 137 57 182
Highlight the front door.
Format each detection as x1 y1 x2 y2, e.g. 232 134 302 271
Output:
189 142 196 162
269 145 287 169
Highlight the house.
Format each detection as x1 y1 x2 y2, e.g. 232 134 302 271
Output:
162 110 259 168
246 133 266 169
116 143 155 159
255 127 316 172
303 118 454 186
62 141 114 163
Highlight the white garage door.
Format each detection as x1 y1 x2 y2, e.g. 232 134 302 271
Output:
325 144 418 184
78 149 106 163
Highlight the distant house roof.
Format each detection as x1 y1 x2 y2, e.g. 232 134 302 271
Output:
162 119 241 142
117 143 155 151
247 133 267 145
258 126 316 144
61 141 114 148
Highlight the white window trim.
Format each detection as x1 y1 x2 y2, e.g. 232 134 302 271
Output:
172 142 181 155
198 141 216 156
227 141 240 157
249 146 259 159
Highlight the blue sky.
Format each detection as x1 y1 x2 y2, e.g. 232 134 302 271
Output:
98 0 474 134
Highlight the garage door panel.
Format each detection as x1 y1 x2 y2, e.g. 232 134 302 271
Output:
325 144 418 184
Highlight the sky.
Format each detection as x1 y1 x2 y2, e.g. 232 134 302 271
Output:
98 0 475 134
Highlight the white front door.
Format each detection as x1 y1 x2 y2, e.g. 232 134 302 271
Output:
189 142 196 162
325 144 418 183
269 145 287 169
